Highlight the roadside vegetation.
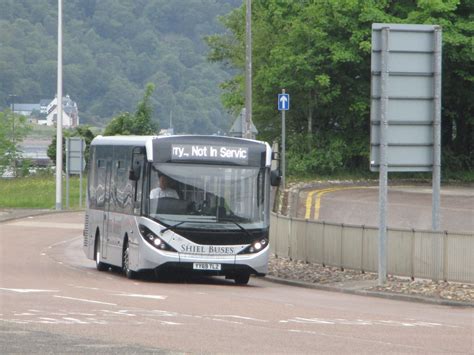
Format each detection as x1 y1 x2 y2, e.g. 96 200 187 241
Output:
207 1 473 177
0 174 86 209
0 0 239 133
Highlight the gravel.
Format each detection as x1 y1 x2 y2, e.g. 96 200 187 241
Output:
268 254 474 305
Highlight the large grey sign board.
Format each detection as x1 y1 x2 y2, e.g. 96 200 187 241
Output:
66 137 85 174
370 23 441 172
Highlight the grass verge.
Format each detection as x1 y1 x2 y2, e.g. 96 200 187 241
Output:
0 175 86 209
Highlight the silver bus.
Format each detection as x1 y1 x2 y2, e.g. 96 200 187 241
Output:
83 135 280 284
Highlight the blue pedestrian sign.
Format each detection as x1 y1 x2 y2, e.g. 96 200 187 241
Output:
278 93 290 111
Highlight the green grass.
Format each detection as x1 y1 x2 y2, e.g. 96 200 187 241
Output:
0 175 87 209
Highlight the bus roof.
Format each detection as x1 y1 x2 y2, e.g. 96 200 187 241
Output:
90 135 271 165
91 135 269 148
90 135 154 146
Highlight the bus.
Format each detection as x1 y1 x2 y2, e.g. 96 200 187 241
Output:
83 135 280 284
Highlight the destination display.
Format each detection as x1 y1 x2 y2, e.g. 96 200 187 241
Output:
171 144 249 164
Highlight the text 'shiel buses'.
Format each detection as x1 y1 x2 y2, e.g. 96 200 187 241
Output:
83 135 281 284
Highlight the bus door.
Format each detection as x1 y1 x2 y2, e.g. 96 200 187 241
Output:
101 158 113 259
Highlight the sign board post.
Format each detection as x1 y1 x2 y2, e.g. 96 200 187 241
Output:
66 137 86 209
278 90 289 189
371 23 442 284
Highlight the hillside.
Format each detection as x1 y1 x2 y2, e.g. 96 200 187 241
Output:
0 0 240 134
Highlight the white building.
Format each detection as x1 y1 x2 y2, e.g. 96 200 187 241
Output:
44 95 80 128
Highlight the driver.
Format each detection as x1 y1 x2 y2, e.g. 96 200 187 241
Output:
150 172 179 199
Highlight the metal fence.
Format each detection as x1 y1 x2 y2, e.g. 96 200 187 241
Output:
270 212 474 283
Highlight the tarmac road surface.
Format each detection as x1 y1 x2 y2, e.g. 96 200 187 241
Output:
301 185 473 233
1 212 473 353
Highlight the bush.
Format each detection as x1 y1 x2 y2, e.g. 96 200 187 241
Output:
287 134 347 176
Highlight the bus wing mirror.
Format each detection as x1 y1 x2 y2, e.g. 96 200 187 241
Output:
270 169 281 186
129 161 141 181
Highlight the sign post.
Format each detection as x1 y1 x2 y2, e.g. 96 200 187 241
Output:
278 90 289 189
371 23 442 284
66 137 86 209
378 27 389 285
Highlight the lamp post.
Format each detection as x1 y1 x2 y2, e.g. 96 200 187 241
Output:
244 0 252 139
8 94 17 177
56 0 63 210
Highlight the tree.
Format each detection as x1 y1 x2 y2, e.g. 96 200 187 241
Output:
206 0 474 173
103 83 158 136
1 0 238 134
0 109 32 177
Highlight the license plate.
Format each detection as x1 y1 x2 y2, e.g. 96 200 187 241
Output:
193 263 221 271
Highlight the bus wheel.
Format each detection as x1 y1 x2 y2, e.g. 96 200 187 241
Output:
95 235 108 271
123 240 138 279
234 274 250 285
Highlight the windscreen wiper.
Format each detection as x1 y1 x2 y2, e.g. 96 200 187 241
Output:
160 218 213 233
217 217 254 239
160 221 186 234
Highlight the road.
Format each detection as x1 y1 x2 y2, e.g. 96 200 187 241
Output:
1 212 473 353
300 185 474 233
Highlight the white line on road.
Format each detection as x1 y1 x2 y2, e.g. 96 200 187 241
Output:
114 293 167 300
62 317 89 324
67 284 100 290
53 295 117 306
5 221 84 230
211 315 268 322
100 310 137 317
281 317 454 328
0 288 58 293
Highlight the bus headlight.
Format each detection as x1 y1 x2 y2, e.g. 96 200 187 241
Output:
139 225 177 252
239 238 269 255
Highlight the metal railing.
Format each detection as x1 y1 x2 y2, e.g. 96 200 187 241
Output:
270 213 474 283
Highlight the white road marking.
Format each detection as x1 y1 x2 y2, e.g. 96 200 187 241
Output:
150 310 180 317
211 315 268 322
282 317 454 328
157 320 181 325
69 312 96 316
14 313 37 316
209 318 243 325
0 288 58 293
100 310 136 317
67 284 100 290
114 293 167 300
281 317 334 324
5 221 84 230
44 236 82 250
62 317 89 324
38 317 61 324
53 295 117 306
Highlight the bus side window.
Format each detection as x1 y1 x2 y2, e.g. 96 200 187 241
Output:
87 148 97 208
115 159 128 212
96 159 106 208
130 148 145 215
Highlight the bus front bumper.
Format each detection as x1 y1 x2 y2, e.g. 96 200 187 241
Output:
138 241 269 276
